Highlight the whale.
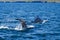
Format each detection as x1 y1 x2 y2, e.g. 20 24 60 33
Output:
15 18 48 30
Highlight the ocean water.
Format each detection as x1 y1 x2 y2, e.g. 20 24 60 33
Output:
0 2 60 40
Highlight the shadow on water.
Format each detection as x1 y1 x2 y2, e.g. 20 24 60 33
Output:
0 37 5 40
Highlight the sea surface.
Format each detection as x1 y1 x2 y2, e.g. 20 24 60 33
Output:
0 2 60 40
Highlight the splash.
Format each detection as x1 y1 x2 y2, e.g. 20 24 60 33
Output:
15 24 34 30
42 20 48 24
15 24 23 30
0 24 34 31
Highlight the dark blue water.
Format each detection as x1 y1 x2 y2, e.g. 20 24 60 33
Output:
0 2 60 40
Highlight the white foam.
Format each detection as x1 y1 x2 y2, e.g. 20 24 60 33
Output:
42 20 48 24
0 25 23 31
0 26 9 29
27 25 34 28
